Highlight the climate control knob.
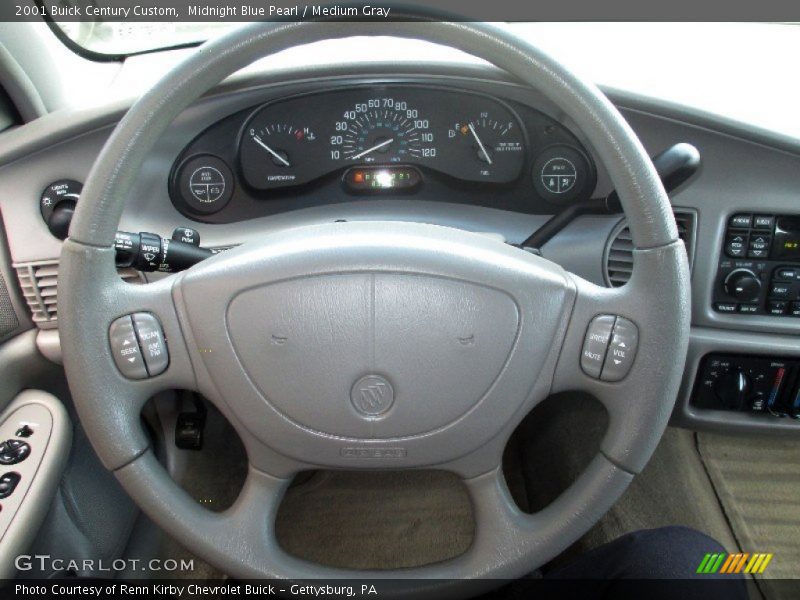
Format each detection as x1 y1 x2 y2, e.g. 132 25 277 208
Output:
724 269 761 302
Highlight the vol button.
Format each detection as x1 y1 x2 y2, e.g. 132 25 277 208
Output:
601 317 639 382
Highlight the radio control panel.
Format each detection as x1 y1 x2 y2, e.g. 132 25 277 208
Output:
713 213 800 316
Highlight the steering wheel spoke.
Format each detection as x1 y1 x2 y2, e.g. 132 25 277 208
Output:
59 241 198 470
552 242 690 474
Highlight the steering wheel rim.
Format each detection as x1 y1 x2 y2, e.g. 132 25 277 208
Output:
59 21 690 590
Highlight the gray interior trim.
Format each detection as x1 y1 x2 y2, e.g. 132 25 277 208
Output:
0 42 46 123
675 328 800 435
0 390 72 579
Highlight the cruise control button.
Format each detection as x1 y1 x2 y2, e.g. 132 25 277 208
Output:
109 316 148 380
132 313 169 377
580 315 615 379
601 317 639 382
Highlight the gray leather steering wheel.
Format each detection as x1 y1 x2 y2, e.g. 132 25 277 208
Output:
59 21 690 590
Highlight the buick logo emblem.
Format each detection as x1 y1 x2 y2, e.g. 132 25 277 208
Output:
351 374 394 417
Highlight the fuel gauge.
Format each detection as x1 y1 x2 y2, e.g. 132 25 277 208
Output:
446 115 525 182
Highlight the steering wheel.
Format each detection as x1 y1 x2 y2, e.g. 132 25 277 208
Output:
59 21 690 591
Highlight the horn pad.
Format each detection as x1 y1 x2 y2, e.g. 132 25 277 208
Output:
226 273 520 438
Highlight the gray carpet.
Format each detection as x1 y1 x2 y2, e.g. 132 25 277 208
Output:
275 470 474 569
698 432 800 599
580 427 739 555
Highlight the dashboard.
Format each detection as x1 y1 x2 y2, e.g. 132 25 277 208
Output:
169 85 595 222
2 64 800 438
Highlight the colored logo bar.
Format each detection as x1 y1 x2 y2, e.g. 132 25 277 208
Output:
697 552 773 574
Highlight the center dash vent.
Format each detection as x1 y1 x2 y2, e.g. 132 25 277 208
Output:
603 210 696 287
15 260 144 329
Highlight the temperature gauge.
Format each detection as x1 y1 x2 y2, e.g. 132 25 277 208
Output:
240 122 319 190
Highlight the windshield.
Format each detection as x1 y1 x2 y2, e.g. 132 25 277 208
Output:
55 22 232 56
54 20 798 58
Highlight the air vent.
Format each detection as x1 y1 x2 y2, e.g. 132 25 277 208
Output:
15 260 144 329
603 210 696 287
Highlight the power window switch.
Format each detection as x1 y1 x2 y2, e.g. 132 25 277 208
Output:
0 472 20 499
132 313 169 377
0 440 30 465
109 316 148 380
601 317 639 382
580 315 615 379
15 425 33 438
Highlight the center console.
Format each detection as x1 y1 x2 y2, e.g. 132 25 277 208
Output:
713 213 800 316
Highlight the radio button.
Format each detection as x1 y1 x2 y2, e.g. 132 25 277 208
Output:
600 317 639 382
768 301 788 315
753 215 776 230
769 283 793 299
748 245 770 259
790 302 800 317
748 234 771 258
738 304 759 314
774 267 797 282
725 233 749 258
715 302 738 313
729 214 753 229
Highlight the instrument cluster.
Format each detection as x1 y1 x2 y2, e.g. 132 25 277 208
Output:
169 85 596 222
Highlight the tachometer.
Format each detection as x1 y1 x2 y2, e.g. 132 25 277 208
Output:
332 99 436 164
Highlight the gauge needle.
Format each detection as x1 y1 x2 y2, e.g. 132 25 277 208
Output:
468 123 493 165
350 138 394 160
253 135 291 167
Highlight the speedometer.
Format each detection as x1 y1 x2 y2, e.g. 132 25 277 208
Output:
331 98 436 164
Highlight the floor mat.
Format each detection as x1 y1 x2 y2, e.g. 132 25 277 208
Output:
275 470 474 569
580 428 739 555
698 432 800 599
